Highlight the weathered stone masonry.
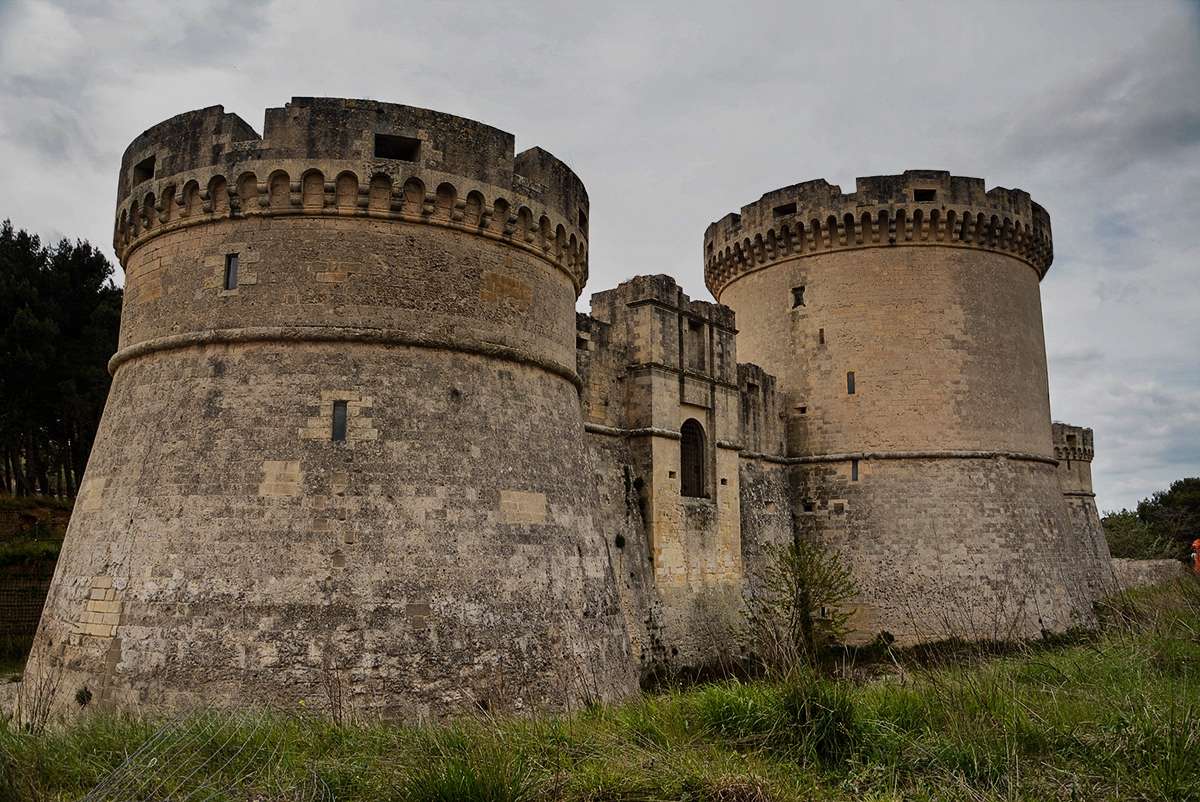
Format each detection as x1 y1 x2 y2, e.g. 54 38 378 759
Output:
27 101 1114 716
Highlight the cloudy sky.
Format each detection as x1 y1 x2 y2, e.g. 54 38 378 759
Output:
0 0 1196 512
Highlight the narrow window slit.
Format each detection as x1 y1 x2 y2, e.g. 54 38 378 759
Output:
847 372 856 394
332 401 348 442
792 286 806 308
224 254 239 290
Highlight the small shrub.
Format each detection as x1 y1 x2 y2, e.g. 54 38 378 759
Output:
740 537 858 673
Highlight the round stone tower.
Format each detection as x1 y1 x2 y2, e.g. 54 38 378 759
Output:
27 98 635 717
705 170 1105 642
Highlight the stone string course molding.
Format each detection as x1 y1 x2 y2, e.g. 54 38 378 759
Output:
115 98 589 293
108 326 584 391
704 170 1052 300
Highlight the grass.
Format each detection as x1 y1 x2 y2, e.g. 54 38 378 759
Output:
2 577 1199 801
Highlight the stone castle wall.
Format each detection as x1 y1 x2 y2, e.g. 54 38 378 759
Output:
28 104 1117 717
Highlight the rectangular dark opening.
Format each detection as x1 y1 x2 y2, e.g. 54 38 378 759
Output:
688 319 705 372
773 202 797 217
576 336 588 350
374 133 420 161
851 459 859 482
332 401 348 442
746 382 759 394
847 371 856 394
914 188 936 202
803 502 814 512
133 155 156 186
818 328 825 344
224 254 239 290
791 286 806 308
797 405 807 414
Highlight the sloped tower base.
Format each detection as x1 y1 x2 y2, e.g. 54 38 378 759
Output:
795 458 1099 644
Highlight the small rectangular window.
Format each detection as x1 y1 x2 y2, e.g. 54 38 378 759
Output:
803 502 814 512
914 188 937 202
851 459 859 482
792 286 806 308
773 202 797 217
818 328 825 344
332 401 348 442
224 254 239 290
374 133 420 161
847 372 856 394
133 155 156 186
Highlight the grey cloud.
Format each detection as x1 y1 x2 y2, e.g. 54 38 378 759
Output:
1000 21 1200 175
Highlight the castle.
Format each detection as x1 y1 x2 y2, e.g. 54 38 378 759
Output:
26 98 1114 719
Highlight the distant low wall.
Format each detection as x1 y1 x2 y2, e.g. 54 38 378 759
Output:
1111 558 1186 590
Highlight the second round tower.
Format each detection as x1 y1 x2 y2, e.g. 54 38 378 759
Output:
706 171 1108 642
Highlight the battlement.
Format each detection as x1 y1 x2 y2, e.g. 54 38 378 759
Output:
589 274 736 330
114 98 589 291
1052 423 1095 463
704 170 1052 300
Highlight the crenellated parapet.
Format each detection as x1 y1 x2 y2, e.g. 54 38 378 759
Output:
704 170 1052 300
114 98 589 292
1052 423 1095 463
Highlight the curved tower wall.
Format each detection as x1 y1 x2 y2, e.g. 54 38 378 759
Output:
706 171 1101 642
27 98 635 717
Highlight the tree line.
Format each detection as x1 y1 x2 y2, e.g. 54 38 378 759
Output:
0 220 121 498
1102 477 1200 562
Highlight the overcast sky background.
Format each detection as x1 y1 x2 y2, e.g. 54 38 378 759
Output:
0 0 1196 513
